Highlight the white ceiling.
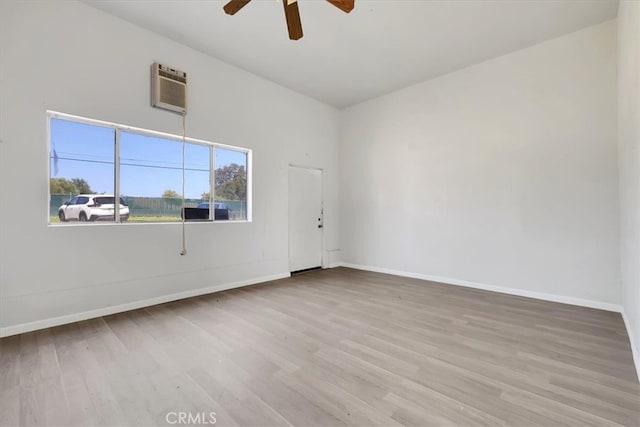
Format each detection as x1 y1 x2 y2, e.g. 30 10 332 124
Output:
84 0 618 108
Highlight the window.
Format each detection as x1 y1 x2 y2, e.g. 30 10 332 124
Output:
94 196 126 205
49 117 116 223
215 147 248 221
119 132 211 222
48 112 251 224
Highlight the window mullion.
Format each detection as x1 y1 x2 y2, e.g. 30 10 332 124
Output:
247 150 252 222
115 128 121 222
210 146 215 221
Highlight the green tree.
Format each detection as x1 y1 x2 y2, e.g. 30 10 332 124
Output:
50 177 93 194
71 178 92 194
162 189 181 199
215 164 246 201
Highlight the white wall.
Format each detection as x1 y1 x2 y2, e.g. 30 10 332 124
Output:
0 1 625 337
340 21 620 306
618 0 640 375
0 1 340 335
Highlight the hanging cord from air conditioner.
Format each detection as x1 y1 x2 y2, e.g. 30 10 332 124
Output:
180 112 187 256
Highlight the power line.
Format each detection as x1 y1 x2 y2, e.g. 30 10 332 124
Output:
53 151 209 169
53 156 209 172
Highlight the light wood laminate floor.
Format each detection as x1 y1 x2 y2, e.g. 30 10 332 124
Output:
1 267 639 426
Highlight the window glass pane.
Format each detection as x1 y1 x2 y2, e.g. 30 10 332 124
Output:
48 113 250 226
49 118 115 223
120 132 211 222
186 143 211 206
215 147 248 221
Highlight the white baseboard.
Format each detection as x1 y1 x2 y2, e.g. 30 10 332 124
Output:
621 308 640 383
0 272 290 338
338 262 622 312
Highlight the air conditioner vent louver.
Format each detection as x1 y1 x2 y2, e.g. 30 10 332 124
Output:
151 63 187 115
159 70 187 84
159 79 186 109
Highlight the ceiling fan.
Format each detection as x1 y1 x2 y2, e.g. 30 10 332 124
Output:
223 0 355 41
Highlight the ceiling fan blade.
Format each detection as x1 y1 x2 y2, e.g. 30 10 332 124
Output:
283 0 303 40
326 0 354 13
224 0 252 15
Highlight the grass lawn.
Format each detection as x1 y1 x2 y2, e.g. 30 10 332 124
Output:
49 215 182 224
127 216 181 223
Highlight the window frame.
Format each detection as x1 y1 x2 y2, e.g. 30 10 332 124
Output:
47 110 252 225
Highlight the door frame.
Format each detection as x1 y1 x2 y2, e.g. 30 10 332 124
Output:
288 164 325 271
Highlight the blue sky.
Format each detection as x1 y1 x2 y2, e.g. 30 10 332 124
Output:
50 118 246 199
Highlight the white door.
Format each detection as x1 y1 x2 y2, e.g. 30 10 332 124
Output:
289 166 323 272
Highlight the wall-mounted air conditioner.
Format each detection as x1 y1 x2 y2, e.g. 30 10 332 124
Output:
151 63 187 115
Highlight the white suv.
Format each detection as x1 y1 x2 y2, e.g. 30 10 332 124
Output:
58 194 129 222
